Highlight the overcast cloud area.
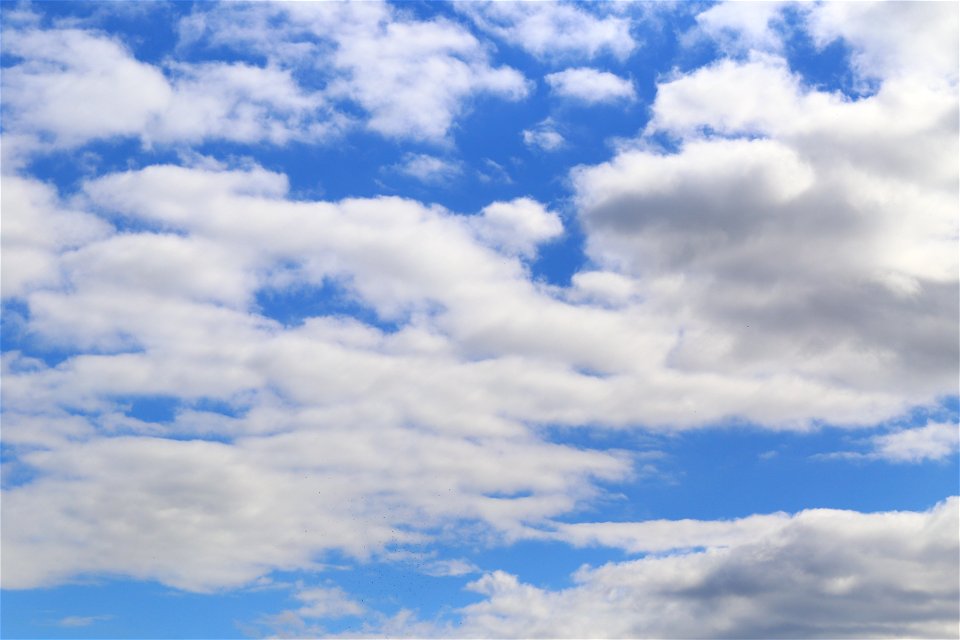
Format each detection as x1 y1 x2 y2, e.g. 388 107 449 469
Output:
1 2 958 638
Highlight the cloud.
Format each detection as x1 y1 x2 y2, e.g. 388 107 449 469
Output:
469 198 564 258
179 2 530 142
522 119 566 151
824 422 960 464
392 153 463 184
456 2 635 62
0 27 172 147
0 175 113 298
804 2 959 83
0 3 531 157
692 1 789 53
573 45 958 407
381 499 959 638
545 67 636 104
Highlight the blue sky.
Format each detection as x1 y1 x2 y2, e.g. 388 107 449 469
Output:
1 1 958 638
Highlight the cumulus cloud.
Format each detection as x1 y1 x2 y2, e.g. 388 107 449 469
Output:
0 3 530 156
804 2 960 83
545 67 636 104
380 499 959 638
469 198 564 258
1 2 956 617
692 1 789 53
574 10 958 402
456 2 635 62
179 2 530 142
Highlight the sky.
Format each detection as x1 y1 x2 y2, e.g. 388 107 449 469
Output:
0 1 958 638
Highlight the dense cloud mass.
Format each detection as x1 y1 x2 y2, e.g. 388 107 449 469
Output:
1 1 957 638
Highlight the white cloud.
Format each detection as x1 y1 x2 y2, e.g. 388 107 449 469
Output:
380 499 959 638
0 25 341 154
469 198 564 258
553 511 791 554
804 2 959 83
295 585 365 619
522 119 565 151
1 175 113 298
1 4 531 156
3 12 958 589
826 422 960 464
545 67 636 104
869 422 959 463
392 153 463 184
0 27 172 147
179 2 530 142
457 2 635 62
693 1 789 53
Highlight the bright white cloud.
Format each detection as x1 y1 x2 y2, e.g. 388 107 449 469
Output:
826 422 960 464
457 2 635 62
693 1 788 53
179 2 530 142
1 175 113 298
470 198 564 258
545 67 636 104
0 3 531 155
0 25 340 153
804 2 960 83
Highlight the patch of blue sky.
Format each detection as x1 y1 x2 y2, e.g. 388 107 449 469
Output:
0 578 294 640
544 396 959 524
778 5 873 98
255 277 401 333
1 300 140 368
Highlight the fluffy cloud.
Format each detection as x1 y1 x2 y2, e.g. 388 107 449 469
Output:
457 2 635 62
545 67 636 104
0 27 172 147
1 1 956 614
693 1 788 53
381 499 958 638
0 176 113 298
469 198 564 258
574 5 958 405
804 2 959 83
825 422 960 464
179 2 530 142
1 3 530 155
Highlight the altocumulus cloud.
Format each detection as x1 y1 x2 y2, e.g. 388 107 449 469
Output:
0 1 957 638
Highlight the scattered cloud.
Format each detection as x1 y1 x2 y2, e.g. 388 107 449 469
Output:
377 499 960 638
545 67 636 104
522 118 566 151
456 2 635 62
391 153 463 184
823 422 960 464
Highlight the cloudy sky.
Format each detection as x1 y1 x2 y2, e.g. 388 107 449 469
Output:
1 1 958 638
